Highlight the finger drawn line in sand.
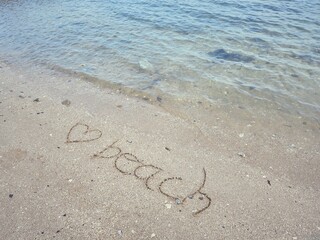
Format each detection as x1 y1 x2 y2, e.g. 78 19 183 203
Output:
66 123 211 216
134 164 163 191
159 168 211 215
66 123 102 143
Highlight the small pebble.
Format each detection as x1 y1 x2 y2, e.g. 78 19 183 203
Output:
239 133 244 138
61 99 71 106
151 233 156 238
33 98 40 102
117 230 123 236
175 199 182 205
165 203 172 209
237 152 246 158
9 194 13 198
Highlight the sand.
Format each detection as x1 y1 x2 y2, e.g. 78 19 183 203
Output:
0 60 319 239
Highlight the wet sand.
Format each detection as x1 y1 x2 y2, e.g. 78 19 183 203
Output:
0 61 319 239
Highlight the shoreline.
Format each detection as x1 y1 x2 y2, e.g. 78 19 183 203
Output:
0 60 319 239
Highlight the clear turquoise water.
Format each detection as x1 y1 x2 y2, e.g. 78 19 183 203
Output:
0 0 319 119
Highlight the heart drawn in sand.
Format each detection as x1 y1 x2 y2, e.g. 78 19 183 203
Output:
66 123 102 143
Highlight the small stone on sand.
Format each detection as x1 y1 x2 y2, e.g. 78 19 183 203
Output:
165 203 172 209
61 99 71 106
237 152 246 158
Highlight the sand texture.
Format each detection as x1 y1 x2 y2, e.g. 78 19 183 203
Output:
0 61 319 239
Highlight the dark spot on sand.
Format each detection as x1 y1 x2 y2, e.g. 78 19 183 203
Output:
33 98 40 102
157 96 162 102
288 186 292 188
18 95 25 99
47 185 50 187
165 147 171 151
267 180 271 186
57 147 60 149
303 121 307 125
91 179 94 182
199 196 204 200
9 194 13 198
249 86 255 90
56 230 60 233
116 105 122 108
41 231 44 234
61 99 71 106
62 214 66 217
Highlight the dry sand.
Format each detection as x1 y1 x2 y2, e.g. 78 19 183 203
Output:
0 61 319 239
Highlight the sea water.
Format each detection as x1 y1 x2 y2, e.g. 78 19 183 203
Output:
0 0 319 120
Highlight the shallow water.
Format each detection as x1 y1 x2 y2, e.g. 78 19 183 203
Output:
0 0 319 119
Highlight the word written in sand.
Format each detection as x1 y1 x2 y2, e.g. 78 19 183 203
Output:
66 123 211 216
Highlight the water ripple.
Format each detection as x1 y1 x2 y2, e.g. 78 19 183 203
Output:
0 0 319 119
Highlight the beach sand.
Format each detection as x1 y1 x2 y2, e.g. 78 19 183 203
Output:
0 61 319 239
